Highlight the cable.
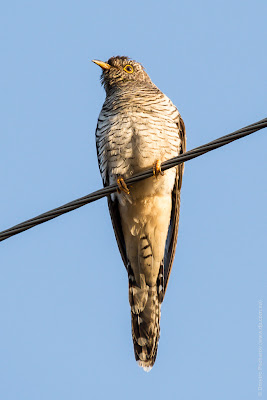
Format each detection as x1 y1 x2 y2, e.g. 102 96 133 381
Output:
0 118 266 242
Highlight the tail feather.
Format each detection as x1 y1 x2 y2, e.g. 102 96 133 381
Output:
129 274 161 371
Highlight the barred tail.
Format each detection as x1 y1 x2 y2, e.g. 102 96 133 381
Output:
129 274 161 372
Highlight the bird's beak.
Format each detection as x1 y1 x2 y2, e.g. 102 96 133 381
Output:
92 59 111 70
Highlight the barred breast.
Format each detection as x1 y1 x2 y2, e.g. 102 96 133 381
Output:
96 85 181 199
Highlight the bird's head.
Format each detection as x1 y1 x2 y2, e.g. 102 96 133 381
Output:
92 56 152 93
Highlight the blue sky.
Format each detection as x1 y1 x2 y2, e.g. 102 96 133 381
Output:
0 1 266 399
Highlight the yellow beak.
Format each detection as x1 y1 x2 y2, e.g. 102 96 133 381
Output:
92 59 111 70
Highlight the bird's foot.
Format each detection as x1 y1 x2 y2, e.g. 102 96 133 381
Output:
117 176 130 195
153 159 164 178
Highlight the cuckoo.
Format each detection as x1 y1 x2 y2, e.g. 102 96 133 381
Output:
93 56 186 371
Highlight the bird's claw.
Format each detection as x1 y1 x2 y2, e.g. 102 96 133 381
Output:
153 159 164 178
117 176 130 195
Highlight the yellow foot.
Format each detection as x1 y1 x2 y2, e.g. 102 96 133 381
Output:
153 159 164 178
117 176 130 195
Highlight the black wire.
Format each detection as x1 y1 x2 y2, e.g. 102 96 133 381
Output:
0 118 266 242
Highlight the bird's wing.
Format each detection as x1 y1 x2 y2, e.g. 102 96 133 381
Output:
96 116 129 272
162 115 186 300
106 189 128 270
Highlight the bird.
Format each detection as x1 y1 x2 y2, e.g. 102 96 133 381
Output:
93 56 186 371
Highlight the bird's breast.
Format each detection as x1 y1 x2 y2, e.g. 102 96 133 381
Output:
96 92 181 202
105 109 179 174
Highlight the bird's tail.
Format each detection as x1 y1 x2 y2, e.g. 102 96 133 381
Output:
128 272 161 372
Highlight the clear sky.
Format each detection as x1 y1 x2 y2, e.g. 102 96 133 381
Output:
0 1 266 399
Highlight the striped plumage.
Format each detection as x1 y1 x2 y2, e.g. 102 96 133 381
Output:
94 56 186 371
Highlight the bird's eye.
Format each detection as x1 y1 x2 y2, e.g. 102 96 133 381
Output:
123 65 134 73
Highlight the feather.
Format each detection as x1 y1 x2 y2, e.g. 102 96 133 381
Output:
162 115 186 299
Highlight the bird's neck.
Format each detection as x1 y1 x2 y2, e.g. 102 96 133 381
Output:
105 81 159 99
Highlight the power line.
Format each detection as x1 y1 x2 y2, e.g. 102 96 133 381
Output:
0 118 266 243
